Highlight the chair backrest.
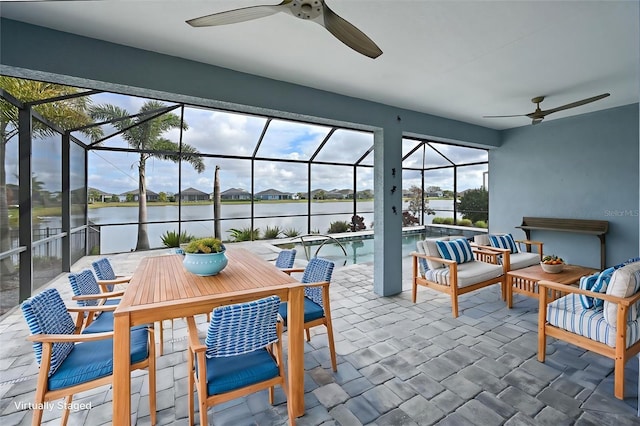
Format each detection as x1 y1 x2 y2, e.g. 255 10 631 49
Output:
205 295 281 358
21 288 76 376
92 258 117 291
301 258 335 307
68 269 101 306
275 249 297 269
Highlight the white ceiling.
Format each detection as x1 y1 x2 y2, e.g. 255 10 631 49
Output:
2 0 639 130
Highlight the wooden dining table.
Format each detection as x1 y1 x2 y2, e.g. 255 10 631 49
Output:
112 247 306 425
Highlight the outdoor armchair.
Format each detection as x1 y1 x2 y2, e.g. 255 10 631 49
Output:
186 295 291 426
92 257 132 292
413 236 506 317
279 257 337 371
275 249 297 269
538 259 640 400
473 233 543 271
21 288 156 426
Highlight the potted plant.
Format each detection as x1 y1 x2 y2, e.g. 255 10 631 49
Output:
182 237 228 276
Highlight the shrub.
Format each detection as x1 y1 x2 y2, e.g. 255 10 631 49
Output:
328 221 350 233
160 230 194 248
228 227 260 242
474 220 488 228
263 225 282 239
442 217 455 225
431 217 445 224
402 211 419 226
456 219 473 227
283 227 300 238
350 215 367 231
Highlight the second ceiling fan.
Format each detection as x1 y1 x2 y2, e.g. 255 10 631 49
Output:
484 93 610 125
186 0 383 59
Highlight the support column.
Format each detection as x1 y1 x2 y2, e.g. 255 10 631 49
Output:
18 106 33 301
373 122 403 296
61 133 71 271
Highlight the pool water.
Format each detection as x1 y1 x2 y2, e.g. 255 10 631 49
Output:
276 232 427 267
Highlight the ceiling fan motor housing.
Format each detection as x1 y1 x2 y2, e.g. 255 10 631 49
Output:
291 0 323 20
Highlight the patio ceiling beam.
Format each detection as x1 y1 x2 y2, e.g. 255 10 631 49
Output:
309 128 337 162
252 118 272 157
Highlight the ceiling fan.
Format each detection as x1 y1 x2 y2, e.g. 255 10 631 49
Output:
484 93 610 125
186 0 383 59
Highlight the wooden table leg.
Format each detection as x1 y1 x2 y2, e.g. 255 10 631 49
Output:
506 275 513 308
113 313 131 425
288 285 305 420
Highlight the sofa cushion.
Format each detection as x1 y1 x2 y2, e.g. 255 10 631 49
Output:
489 234 519 254
473 234 490 246
604 261 640 327
425 260 503 288
547 293 640 348
508 252 539 270
422 237 463 271
436 238 474 264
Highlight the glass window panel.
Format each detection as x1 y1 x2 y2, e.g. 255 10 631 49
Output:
182 107 267 156
457 164 489 225
402 138 422 157
425 168 455 223
208 158 252 219
256 120 331 160
70 141 86 228
314 129 374 164
32 120 62 241
430 142 488 165
32 240 63 290
254 160 306 201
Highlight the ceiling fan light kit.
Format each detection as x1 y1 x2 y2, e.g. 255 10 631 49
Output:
186 0 383 59
484 93 610 125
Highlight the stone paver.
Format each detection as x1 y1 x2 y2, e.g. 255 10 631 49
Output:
0 244 638 425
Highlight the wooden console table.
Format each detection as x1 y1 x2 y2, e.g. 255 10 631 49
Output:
517 217 608 269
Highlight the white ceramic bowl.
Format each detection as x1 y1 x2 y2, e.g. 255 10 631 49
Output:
540 261 565 273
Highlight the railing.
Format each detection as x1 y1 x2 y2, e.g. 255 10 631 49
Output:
287 234 348 261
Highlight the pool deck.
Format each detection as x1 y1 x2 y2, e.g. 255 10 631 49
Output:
1 241 638 425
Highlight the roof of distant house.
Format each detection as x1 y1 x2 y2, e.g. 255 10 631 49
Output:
177 187 208 196
221 187 251 195
256 188 289 196
120 189 158 196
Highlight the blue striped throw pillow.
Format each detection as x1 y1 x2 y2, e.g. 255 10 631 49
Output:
489 234 519 254
592 267 616 309
579 273 599 309
436 238 474 264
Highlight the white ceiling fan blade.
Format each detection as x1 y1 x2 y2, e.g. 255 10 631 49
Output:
322 2 382 59
187 2 290 28
540 93 610 116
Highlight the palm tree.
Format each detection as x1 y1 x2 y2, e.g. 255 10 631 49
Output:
0 77 102 274
90 100 205 250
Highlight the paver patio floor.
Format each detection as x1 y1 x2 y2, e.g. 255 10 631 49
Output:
1 242 638 425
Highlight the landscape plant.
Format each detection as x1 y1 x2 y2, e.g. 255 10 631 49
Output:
184 237 224 254
263 225 281 239
160 230 194 248
474 220 487 228
89 100 205 250
328 220 350 233
456 219 473 227
283 227 300 238
457 188 488 223
402 211 419 226
228 227 260 242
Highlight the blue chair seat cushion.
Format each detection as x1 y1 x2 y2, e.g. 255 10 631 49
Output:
48 328 149 391
81 309 148 334
278 297 324 324
202 348 279 396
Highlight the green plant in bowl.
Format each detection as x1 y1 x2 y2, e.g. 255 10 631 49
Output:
184 237 224 254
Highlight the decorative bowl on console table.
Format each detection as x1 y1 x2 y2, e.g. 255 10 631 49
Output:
540 255 565 273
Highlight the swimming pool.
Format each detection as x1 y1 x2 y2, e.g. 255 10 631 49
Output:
275 228 485 267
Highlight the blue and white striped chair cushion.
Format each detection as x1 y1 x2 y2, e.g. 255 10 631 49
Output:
425 260 503 288
489 234 519 254
436 238 474 264
21 289 76 376
92 258 117 291
301 258 335 307
548 294 640 348
69 270 102 307
205 295 280 358
275 249 296 269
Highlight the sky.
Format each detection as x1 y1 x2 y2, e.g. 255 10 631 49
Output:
9 91 488 196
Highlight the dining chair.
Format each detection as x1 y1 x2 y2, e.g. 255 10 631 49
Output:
275 249 296 269
21 288 156 426
279 257 337 371
185 295 291 426
68 270 164 354
91 257 132 292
